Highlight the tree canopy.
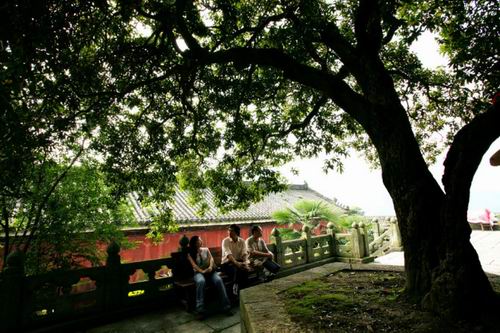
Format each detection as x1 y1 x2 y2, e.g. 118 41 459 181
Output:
1 0 497 205
1 0 499 319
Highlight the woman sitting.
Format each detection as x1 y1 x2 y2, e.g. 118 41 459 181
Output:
187 235 232 318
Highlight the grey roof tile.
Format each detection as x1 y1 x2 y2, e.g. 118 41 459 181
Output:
128 184 348 224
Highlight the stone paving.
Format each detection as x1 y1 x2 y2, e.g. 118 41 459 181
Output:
84 305 241 333
375 230 500 275
471 231 500 275
84 230 500 333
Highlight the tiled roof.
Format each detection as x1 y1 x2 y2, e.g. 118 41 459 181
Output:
127 184 348 225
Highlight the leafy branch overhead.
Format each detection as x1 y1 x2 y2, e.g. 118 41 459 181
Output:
1 0 499 319
2 1 496 211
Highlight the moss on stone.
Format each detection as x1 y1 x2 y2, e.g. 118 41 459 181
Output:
284 278 353 319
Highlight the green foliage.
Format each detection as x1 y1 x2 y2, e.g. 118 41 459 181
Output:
396 0 499 146
399 1 498 95
272 200 342 231
337 209 371 231
278 228 302 241
272 199 368 233
336 215 359 231
346 206 365 216
10 162 136 274
146 210 179 244
2 0 496 215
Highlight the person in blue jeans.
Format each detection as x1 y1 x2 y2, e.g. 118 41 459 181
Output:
246 225 281 279
187 236 232 319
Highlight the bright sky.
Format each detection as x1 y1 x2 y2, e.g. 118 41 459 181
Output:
280 32 500 216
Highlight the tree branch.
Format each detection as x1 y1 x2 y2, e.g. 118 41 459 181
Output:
320 23 359 69
201 47 369 124
22 139 87 253
254 95 327 169
442 103 500 209
220 12 291 48
354 0 383 54
490 149 500 166
277 95 328 137
382 16 403 46
175 0 203 52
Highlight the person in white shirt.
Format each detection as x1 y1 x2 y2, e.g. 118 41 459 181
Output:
221 224 249 295
246 225 280 276
187 236 232 318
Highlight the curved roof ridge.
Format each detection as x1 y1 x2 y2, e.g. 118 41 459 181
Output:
128 184 346 224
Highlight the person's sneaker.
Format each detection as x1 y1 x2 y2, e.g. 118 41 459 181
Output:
232 283 239 296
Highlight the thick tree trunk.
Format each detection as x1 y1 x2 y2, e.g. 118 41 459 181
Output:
364 98 500 319
366 102 444 299
424 103 500 319
327 4 500 318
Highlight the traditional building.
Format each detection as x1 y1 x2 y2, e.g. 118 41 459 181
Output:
127 183 347 225
121 183 347 263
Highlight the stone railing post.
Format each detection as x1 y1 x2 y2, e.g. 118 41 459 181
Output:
350 223 365 258
270 228 284 267
104 241 125 311
359 222 370 256
390 218 403 250
385 217 392 233
301 225 313 263
326 222 336 257
179 234 189 253
372 218 381 239
1 251 25 332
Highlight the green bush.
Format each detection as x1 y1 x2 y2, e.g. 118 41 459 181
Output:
10 162 137 274
272 200 369 234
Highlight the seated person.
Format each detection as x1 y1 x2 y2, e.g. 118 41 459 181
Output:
187 235 232 318
246 225 281 277
221 224 249 295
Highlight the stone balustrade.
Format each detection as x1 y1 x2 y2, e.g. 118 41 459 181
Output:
0 223 377 332
368 217 403 257
0 243 175 332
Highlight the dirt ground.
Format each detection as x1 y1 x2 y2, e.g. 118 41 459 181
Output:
281 270 500 333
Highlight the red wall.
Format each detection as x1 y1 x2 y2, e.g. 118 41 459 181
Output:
120 222 282 262
0 221 327 269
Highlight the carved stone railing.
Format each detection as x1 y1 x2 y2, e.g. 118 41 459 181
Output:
0 244 175 332
310 234 334 262
1 222 374 332
369 217 403 256
335 232 353 258
271 222 372 269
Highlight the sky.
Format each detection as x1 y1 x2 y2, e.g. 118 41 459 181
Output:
279 32 500 216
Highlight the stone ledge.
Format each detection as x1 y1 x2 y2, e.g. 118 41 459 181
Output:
240 263 403 333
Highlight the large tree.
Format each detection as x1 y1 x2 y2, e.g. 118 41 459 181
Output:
1 0 499 319
0 2 138 271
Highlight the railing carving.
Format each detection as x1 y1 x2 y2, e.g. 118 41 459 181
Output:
368 217 402 256
1 221 375 331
